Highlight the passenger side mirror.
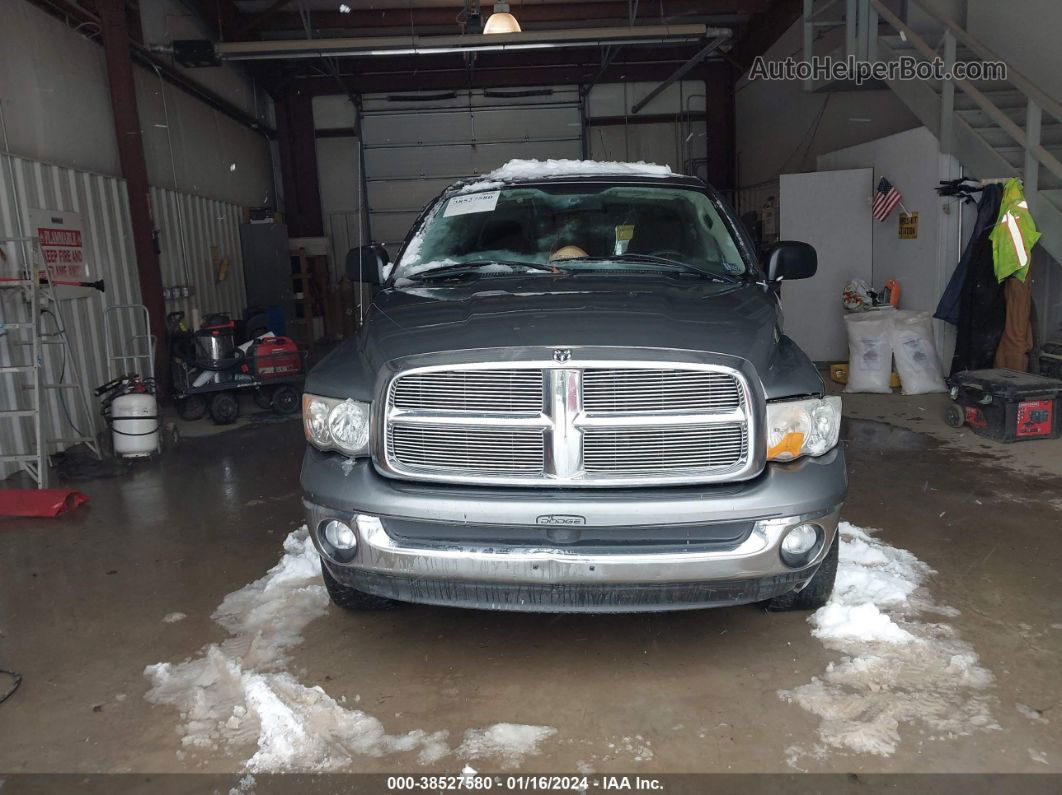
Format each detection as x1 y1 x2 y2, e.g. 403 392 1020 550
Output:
766 241 817 281
346 244 391 285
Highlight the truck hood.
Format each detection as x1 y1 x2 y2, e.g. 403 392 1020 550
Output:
307 274 823 400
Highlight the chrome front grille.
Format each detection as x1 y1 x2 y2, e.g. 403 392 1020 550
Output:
382 360 754 487
583 369 741 414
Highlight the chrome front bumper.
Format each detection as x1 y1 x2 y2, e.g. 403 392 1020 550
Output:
300 448 846 612
307 502 840 585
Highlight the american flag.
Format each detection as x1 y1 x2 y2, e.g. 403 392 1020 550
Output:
872 177 902 222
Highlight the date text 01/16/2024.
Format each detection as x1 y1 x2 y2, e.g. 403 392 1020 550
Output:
386 775 665 791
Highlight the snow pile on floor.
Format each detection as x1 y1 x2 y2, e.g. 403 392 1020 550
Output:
457 724 557 768
488 159 673 181
144 527 554 772
780 522 997 760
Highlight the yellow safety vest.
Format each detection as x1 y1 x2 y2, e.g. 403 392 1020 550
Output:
990 177 1040 282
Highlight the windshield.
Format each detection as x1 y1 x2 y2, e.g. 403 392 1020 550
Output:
393 184 750 281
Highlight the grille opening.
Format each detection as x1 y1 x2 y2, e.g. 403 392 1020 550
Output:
392 369 544 413
583 424 747 474
389 424 546 475
582 368 742 413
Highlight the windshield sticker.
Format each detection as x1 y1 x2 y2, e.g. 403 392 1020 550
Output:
444 190 500 217
723 261 743 273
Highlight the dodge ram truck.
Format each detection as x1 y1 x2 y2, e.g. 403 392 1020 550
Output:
300 159 846 613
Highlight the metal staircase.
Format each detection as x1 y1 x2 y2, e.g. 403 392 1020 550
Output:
801 0 1062 265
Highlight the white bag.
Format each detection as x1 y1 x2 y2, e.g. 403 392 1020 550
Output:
843 312 894 393
890 310 947 394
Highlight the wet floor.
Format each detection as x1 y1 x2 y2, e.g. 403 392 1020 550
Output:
0 416 1059 774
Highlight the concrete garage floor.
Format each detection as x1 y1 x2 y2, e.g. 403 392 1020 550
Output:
0 396 1060 777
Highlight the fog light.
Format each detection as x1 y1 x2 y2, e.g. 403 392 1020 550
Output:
780 522 822 567
782 523 818 556
322 519 357 550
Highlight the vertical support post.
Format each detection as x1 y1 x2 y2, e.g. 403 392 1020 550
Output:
355 96 372 245
845 0 858 60
855 0 871 60
98 0 167 386
1024 99 1042 199
940 30 956 154
703 62 736 193
803 0 815 92
866 2 879 62
275 85 324 238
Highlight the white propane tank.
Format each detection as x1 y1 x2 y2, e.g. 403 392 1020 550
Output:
111 392 159 457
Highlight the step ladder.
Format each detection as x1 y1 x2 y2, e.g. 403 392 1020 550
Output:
0 236 102 488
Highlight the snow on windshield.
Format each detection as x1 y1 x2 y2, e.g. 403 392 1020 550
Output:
487 159 673 181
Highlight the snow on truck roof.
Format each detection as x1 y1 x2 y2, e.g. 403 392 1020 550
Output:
490 158 674 179
453 159 678 192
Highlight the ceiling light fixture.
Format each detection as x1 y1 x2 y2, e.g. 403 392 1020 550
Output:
483 2 521 34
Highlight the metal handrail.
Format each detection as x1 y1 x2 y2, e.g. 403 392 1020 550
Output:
870 0 1062 187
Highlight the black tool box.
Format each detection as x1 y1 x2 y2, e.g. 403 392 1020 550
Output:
947 368 1062 442
1040 339 1062 379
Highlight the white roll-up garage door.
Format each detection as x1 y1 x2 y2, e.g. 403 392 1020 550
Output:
359 87 584 252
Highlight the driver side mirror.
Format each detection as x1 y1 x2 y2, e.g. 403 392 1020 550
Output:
766 241 817 281
346 244 391 286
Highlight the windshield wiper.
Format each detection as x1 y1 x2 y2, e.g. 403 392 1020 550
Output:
562 254 740 283
407 260 558 281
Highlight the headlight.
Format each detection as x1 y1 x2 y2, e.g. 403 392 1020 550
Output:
302 393 371 456
765 396 841 461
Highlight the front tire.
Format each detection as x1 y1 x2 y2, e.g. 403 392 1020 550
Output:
766 531 838 611
321 561 401 611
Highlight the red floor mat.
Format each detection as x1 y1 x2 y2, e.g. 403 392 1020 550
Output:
0 489 89 517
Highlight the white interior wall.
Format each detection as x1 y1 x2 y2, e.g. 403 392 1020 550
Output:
817 127 966 362
735 18 922 189
139 0 272 123
0 0 273 207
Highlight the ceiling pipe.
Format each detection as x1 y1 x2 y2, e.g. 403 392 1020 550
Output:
629 31 731 114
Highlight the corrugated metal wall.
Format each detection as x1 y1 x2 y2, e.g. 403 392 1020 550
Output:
0 153 140 478
1 153 249 480
151 187 247 321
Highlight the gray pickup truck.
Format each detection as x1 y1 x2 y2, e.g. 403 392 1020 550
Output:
300 161 846 614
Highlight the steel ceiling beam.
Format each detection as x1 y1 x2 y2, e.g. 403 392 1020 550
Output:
285 52 718 95
238 0 769 35
215 24 718 61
